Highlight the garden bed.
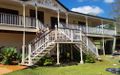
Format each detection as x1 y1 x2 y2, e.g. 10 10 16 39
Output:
0 64 27 75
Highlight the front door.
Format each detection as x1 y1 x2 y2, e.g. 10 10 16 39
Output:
51 17 66 29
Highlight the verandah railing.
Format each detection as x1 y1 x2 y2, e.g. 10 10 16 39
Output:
0 13 44 29
60 23 115 36
58 26 99 56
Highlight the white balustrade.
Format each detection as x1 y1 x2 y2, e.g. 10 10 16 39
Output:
59 23 115 36
0 13 37 28
59 23 99 56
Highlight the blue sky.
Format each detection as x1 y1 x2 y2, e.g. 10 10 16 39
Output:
59 0 114 19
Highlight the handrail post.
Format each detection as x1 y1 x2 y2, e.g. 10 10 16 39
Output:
46 27 49 42
80 27 82 41
55 25 58 41
28 44 32 66
71 29 73 42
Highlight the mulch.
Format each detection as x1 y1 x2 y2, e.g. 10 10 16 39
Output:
0 64 27 75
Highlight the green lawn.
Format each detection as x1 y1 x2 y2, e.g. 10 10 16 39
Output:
5 56 120 75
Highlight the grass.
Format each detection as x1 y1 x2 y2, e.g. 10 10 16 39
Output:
5 56 120 75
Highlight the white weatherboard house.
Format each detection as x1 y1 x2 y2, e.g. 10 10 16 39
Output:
0 0 118 66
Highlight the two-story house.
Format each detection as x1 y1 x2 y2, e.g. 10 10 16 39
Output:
0 0 117 66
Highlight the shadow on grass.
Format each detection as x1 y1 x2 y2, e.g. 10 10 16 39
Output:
28 62 79 69
106 68 120 75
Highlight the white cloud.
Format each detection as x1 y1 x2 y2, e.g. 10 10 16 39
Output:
77 0 84 2
71 6 104 15
77 0 114 3
104 0 114 3
77 0 99 2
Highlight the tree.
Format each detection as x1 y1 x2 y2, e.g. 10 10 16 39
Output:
111 0 120 30
112 0 120 21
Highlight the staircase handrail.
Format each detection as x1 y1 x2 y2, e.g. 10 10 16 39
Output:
59 23 99 56
30 30 53 45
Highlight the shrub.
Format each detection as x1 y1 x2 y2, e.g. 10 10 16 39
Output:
0 47 21 65
36 56 54 66
119 60 120 63
84 53 96 63
0 54 3 62
43 58 53 66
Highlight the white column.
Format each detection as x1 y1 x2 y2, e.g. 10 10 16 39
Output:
28 44 32 66
112 22 117 53
101 19 105 56
85 16 88 34
80 27 84 64
114 22 117 35
57 43 60 65
66 13 68 26
102 38 105 56
85 16 89 51
55 25 57 41
57 9 60 28
22 3 26 64
112 37 116 53
35 3 39 30
96 47 99 57
101 19 104 35
56 10 60 63
71 30 73 42
80 45 83 64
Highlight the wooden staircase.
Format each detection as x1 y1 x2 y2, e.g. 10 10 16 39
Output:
21 23 99 66
59 25 99 57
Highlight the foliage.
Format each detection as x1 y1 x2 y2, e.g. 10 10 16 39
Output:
36 56 54 66
84 53 96 63
43 58 53 66
5 56 120 75
103 24 115 30
0 53 3 62
112 0 120 19
0 47 21 65
119 60 120 63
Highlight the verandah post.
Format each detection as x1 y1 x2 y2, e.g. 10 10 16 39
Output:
55 25 57 41
35 3 39 30
56 8 60 65
22 3 26 64
96 47 99 57
85 16 89 51
80 27 84 64
71 29 73 42
101 19 105 56
112 37 116 53
56 43 60 65
112 22 117 53
66 13 68 26
28 44 32 66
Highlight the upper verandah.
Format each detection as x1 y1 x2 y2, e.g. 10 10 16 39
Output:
0 0 117 35
16 0 115 21
0 0 115 25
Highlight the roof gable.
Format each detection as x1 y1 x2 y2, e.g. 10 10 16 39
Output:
36 0 68 12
